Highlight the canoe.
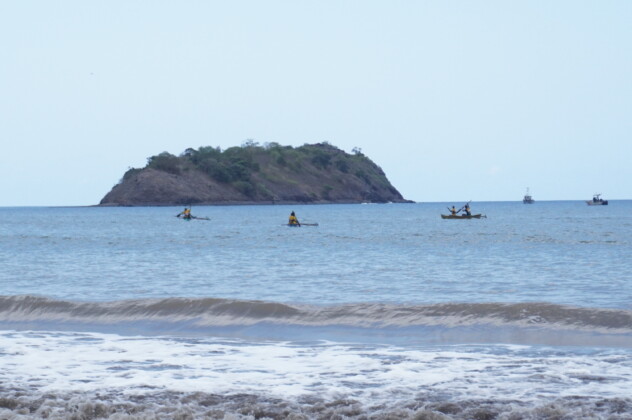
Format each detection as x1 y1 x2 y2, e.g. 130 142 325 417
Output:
441 214 484 219
285 223 319 227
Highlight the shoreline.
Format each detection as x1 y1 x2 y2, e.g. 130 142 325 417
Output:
96 199 415 207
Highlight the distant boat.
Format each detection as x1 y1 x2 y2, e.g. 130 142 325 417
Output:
523 188 534 204
586 194 608 206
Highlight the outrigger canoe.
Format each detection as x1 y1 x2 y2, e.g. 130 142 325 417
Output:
179 216 210 221
286 223 319 227
441 214 484 219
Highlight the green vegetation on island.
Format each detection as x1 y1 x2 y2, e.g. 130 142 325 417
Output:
100 141 410 206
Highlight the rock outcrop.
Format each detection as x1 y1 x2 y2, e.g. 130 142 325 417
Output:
100 142 410 206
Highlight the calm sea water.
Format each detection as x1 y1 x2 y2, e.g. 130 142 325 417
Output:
1 201 632 419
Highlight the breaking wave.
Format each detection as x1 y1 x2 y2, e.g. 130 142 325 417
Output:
2 295 632 330
2 295 632 347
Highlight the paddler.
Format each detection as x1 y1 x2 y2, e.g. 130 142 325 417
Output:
463 203 471 216
288 211 301 226
177 207 192 220
450 206 458 216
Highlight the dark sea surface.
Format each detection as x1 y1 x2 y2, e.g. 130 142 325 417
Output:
1 201 632 419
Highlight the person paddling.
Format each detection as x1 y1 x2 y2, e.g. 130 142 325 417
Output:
463 203 471 216
449 206 458 216
177 207 192 220
288 211 301 226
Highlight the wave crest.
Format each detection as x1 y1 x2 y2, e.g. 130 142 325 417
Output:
2 296 632 332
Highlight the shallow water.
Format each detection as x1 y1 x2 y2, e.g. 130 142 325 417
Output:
1 201 632 419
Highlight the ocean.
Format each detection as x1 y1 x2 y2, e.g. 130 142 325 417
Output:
1 201 632 419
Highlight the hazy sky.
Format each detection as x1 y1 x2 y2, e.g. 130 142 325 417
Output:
2 1 630 206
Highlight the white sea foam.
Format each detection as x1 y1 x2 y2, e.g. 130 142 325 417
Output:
3 330 632 403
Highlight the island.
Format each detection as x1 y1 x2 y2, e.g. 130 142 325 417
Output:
99 142 411 206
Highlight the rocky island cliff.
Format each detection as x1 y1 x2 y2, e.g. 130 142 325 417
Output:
100 142 411 206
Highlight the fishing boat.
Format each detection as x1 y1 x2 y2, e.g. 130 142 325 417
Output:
523 188 534 204
441 214 484 219
586 194 608 206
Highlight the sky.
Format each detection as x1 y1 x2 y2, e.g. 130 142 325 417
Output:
1 1 631 206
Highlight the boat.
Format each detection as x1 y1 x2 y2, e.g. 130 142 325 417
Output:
180 216 210 221
285 223 319 227
523 188 534 204
176 205 210 220
441 214 484 219
586 194 608 206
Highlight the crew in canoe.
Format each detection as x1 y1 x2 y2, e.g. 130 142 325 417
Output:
441 202 483 219
288 211 301 227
